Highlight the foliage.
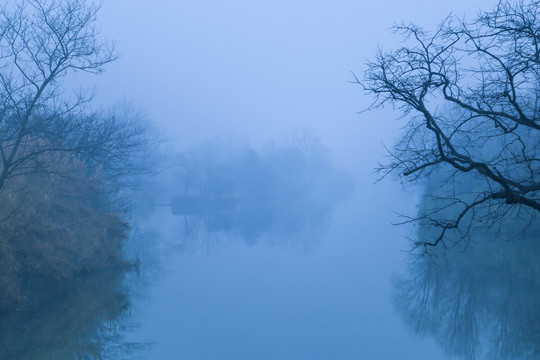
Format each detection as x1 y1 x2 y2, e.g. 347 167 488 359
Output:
0 0 156 310
0 148 129 311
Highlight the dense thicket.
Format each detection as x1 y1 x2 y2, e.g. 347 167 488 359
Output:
0 148 129 311
0 0 152 311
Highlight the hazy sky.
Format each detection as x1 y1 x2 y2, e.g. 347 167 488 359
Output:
87 0 489 170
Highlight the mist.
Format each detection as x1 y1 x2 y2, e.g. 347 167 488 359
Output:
1 0 536 359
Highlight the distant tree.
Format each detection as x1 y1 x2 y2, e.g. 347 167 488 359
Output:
359 0 540 249
164 132 353 245
0 0 150 197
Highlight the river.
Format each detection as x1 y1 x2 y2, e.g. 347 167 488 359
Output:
120 179 448 359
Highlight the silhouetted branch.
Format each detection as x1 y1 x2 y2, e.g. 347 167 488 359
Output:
361 0 540 248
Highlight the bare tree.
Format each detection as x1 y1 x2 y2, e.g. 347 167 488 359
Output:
0 0 119 192
359 0 540 249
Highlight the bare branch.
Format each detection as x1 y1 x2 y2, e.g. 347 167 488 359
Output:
361 0 540 249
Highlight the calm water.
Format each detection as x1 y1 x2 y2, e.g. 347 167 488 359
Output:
3 174 538 359
121 182 448 360
0 178 446 359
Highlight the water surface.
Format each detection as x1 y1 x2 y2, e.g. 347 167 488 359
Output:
124 184 447 359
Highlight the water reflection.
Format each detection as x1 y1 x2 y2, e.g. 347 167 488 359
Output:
395 213 540 359
0 269 146 360
136 133 354 248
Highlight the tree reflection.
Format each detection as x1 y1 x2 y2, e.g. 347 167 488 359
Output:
0 268 147 360
138 133 354 248
395 208 540 359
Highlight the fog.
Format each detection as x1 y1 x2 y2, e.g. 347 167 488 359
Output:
4 0 532 359
93 1 486 358
395 172 540 359
132 133 354 246
88 0 486 160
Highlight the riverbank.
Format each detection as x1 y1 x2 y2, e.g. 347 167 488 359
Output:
0 151 131 312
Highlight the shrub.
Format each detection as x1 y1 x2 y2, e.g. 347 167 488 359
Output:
0 146 129 311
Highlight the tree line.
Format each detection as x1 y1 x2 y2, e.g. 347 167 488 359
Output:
0 0 153 311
